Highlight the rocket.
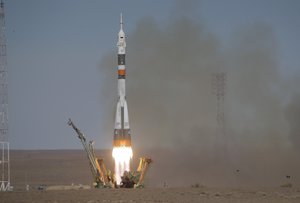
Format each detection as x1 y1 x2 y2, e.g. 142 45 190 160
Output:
113 13 131 147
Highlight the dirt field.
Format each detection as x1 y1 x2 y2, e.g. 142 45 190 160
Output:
1 186 300 203
0 150 299 203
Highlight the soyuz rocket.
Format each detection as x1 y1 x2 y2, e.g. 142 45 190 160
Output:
113 13 131 148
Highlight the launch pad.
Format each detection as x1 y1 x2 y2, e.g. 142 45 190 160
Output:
68 119 152 188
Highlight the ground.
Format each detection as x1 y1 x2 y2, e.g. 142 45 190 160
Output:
0 150 299 203
1 187 300 203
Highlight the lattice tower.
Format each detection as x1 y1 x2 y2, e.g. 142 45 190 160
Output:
0 0 11 192
212 72 226 137
0 0 7 142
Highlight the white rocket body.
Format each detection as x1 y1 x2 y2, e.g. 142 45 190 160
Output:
113 14 131 147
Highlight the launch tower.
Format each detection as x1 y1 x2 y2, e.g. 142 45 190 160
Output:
0 0 11 192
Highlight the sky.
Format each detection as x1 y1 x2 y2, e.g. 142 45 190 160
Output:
4 0 300 149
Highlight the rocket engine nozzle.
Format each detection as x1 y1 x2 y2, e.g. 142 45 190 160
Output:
113 139 131 147
113 129 131 147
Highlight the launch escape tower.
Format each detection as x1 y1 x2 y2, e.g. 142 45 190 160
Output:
0 0 10 191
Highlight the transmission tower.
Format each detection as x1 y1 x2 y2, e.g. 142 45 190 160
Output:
0 0 11 191
212 72 226 138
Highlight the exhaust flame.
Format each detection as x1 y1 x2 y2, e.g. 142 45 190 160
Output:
112 146 133 185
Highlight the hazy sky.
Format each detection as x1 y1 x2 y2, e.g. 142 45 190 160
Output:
5 0 300 149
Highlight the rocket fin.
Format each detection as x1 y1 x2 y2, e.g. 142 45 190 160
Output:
114 100 122 129
123 100 130 129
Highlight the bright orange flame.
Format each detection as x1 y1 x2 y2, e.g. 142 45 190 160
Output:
112 146 133 185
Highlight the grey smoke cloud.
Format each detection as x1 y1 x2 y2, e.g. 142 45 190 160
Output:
285 94 300 149
100 18 294 148
98 8 300 186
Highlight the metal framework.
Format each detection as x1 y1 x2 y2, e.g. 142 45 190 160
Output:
212 72 226 137
0 0 10 191
0 141 10 191
0 0 8 142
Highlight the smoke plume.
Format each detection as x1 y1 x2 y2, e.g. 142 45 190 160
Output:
98 4 300 187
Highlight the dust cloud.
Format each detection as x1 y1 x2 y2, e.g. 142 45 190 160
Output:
98 3 300 187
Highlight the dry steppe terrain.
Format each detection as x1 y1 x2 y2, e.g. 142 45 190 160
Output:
0 150 299 203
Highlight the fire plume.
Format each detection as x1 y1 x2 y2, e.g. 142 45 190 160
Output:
112 146 133 185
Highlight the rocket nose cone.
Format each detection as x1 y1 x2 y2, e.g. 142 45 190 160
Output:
118 29 125 36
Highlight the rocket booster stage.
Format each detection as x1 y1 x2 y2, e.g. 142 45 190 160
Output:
113 13 131 147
